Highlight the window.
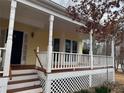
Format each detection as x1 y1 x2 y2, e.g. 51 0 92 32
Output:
65 40 78 53
53 38 60 52
72 41 77 53
65 40 71 53
83 40 90 54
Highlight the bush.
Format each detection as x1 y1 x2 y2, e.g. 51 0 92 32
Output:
95 86 111 93
82 49 89 54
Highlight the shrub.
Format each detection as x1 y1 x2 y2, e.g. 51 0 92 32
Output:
82 49 89 54
95 86 111 93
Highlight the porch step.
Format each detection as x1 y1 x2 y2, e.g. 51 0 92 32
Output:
7 69 42 93
9 73 38 82
8 78 41 90
7 85 42 93
11 69 37 75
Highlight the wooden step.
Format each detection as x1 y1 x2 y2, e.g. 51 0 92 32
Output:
8 79 41 90
7 67 43 93
7 85 42 93
9 73 38 82
11 73 37 77
8 78 39 85
11 69 37 75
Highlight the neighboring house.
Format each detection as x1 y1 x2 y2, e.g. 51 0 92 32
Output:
0 0 115 93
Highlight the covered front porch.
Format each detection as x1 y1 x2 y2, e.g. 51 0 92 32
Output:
0 0 115 93
0 0 115 73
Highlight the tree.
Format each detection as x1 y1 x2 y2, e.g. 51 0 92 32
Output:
67 0 124 41
67 0 124 76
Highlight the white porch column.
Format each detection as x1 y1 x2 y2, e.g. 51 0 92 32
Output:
90 30 93 69
111 38 115 82
3 0 17 76
47 15 54 73
111 38 115 68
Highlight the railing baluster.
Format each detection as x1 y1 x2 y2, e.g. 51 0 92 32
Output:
77 54 79 68
63 53 65 68
69 54 70 68
54 53 57 68
75 54 77 68
71 54 72 68
60 53 63 68
70 54 72 68
58 53 60 68
66 54 68 68
51 53 54 69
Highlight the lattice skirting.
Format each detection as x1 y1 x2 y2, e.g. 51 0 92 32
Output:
50 75 89 93
44 68 114 93
37 71 46 92
92 72 114 87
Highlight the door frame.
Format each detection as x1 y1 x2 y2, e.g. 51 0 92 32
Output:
20 32 27 65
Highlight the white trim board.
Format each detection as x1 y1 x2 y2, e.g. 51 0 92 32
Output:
48 68 114 79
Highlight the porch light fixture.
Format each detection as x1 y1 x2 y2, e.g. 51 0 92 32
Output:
31 32 34 38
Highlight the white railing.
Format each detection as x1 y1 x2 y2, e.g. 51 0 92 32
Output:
37 51 113 70
51 52 90 70
93 55 113 68
0 47 6 74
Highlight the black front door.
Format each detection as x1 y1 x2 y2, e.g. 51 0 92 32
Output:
11 31 24 64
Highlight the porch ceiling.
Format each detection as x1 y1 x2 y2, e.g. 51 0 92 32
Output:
0 0 89 39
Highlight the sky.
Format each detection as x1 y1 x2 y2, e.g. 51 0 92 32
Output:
51 0 70 7
51 0 124 25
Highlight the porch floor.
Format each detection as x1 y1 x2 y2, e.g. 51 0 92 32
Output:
10 64 36 70
51 66 113 73
1 65 113 75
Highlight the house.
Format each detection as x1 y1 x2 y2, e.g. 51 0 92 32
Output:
0 0 115 93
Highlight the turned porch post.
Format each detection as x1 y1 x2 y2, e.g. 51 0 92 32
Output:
89 30 93 69
47 15 54 73
3 0 17 76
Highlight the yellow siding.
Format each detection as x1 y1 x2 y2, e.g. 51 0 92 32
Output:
1 18 84 65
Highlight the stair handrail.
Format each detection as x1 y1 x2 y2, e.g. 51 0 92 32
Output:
34 49 46 75
34 49 44 68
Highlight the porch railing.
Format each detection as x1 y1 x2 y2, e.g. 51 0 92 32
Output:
0 48 6 74
37 51 113 71
93 55 113 68
51 52 90 70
